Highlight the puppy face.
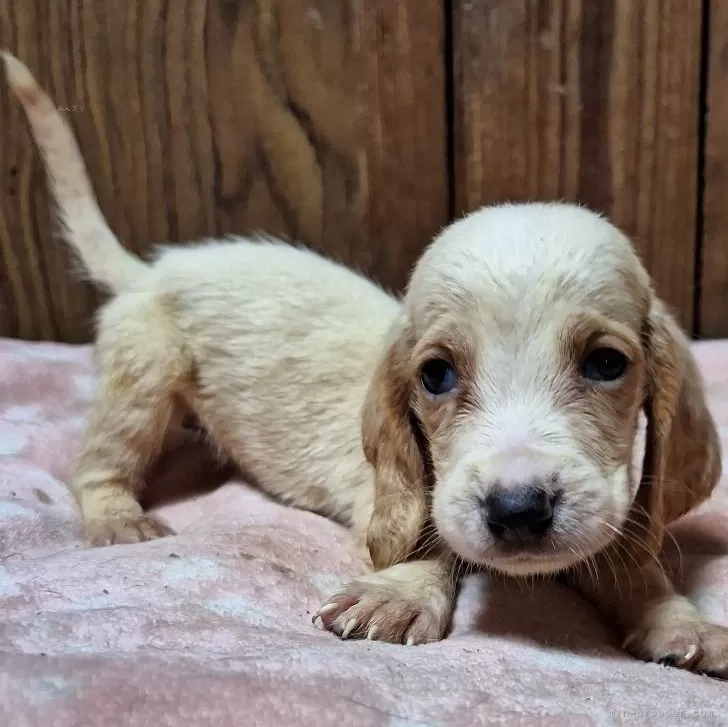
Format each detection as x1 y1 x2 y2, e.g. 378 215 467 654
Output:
365 203 662 576
415 296 648 576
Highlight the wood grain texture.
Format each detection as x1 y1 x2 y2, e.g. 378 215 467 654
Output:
700 0 728 337
0 0 447 342
452 0 703 330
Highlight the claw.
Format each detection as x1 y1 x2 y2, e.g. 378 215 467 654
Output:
676 644 700 668
311 602 339 623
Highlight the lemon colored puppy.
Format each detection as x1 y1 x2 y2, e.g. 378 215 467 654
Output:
5 52 727 677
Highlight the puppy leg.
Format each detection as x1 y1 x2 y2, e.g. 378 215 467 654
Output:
350 487 375 567
571 557 728 678
73 292 188 546
313 556 456 645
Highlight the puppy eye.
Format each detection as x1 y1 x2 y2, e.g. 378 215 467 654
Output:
581 347 628 383
420 358 458 396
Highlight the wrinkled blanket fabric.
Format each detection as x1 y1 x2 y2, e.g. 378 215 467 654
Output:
0 338 726 726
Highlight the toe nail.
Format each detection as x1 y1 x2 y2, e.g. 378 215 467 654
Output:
367 627 377 641
313 603 338 620
678 644 699 666
658 644 699 669
341 619 357 639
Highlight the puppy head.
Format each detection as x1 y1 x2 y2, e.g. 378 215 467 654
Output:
363 203 720 576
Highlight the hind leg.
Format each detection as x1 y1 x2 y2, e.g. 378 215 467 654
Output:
72 292 188 546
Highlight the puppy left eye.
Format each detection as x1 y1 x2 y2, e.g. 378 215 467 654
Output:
581 347 628 382
420 358 458 396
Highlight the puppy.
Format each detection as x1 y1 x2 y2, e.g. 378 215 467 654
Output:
5 52 727 677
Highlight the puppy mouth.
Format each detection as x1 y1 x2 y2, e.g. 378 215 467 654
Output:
475 518 620 573
493 542 555 559
481 524 621 576
487 540 565 569
484 546 579 576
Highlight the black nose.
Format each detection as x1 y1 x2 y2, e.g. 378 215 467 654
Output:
484 488 556 543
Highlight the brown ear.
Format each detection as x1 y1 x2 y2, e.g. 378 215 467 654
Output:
361 317 428 570
630 298 721 558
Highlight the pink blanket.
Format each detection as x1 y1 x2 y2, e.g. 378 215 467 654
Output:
0 338 726 726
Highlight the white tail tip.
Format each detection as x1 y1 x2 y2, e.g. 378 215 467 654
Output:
2 51 41 102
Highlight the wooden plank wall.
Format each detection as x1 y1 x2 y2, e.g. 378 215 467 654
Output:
453 0 702 331
1 0 725 342
702 0 728 337
0 0 447 341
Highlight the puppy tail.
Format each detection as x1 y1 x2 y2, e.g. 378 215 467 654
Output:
2 51 147 293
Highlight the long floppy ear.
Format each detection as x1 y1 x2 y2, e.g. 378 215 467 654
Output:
361 316 429 570
630 298 721 558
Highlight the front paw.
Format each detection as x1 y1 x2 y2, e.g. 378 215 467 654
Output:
312 563 452 645
85 514 175 546
623 598 728 678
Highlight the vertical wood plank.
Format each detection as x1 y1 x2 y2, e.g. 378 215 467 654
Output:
700 0 728 338
452 0 702 330
0 0 447 342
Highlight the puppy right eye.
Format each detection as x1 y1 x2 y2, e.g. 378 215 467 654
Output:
581 347 628 383
420 358 457 396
